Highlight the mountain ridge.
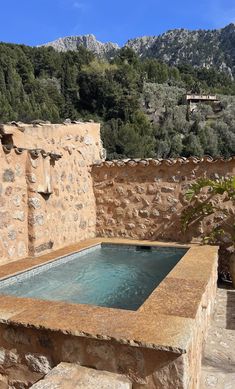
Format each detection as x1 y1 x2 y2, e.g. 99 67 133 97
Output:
41 23 235 76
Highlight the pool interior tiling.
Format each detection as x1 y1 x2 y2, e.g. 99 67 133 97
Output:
0 244 188 310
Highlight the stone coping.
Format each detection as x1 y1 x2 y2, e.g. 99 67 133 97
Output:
0 238 218 356
92 156 235 167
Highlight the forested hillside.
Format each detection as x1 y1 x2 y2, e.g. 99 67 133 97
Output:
0 42 235 158
44 24 235 78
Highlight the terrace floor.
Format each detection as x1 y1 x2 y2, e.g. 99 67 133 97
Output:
201 285 235 388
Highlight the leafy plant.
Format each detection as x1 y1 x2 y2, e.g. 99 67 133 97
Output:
181 176 235 246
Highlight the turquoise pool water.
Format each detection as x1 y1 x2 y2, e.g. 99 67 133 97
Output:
0 244 188 310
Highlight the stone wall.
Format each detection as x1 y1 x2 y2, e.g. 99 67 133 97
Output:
0 148 28 264
0 122 102 263
92 158 235 243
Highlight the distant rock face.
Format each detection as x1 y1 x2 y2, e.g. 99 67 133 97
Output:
41 24 235 76
126 24 235 77
42 34 120 59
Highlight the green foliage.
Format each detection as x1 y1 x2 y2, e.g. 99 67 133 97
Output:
181 177 235 246
0 42 235 158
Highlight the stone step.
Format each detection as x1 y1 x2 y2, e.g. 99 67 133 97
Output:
31 362 132 389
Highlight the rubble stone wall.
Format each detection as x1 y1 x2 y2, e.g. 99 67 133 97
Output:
0 148 28 265
92 158 235 243
0 123 102 263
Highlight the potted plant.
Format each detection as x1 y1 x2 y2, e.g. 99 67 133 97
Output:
181 176 235 287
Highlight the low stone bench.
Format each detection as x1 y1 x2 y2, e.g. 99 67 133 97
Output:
31 362 132 388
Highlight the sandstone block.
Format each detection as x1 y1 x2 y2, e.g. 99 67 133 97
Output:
121 199 130 207
116 187 125 195
151 209 160 217
8 229 17 240
28 198 41 209
5 186 13 196
25 353 52 374
139 210 149 218
167 196 178 205
142 198 150 207
13 194 22 207
84 135 93 145
0 211 10 229
3 169 15 182
127 223 135 230
161 186 175 193
107 218 115 225
147 185 157 194
116 208 124 216
29 214 45 226
27 173 37 183
13 211 25 222
31 363 132 389
135 185 145 194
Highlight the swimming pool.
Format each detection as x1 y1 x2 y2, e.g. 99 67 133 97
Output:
0 244 188 310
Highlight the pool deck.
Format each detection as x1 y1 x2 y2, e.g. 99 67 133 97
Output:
0 238 218 355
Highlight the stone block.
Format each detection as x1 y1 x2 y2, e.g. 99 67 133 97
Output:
13 211 25 222
8 229 17 241
2 169 15 182
5 186 13 196
12 195 22 207
161 186 175 193
0 211 10 229
139 210 149 218
135 185 145 194
30 363 132 388
147 184 157 194
28 198 41 209
25 353 52 374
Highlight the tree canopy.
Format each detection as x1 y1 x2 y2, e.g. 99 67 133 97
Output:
0 42 235 158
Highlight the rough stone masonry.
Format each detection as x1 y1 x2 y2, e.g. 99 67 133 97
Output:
0 122 103 265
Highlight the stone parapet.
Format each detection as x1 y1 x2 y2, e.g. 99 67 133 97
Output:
92 157 235 244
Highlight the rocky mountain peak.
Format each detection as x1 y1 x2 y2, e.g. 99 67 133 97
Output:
41 34 120 58
41 24 235 76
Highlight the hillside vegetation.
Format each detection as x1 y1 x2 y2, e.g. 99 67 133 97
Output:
0 42 235 158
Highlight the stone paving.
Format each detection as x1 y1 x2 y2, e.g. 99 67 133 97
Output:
201 285 235 389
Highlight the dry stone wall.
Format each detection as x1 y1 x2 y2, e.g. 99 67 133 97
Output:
92 158 235 243
0 123 102 263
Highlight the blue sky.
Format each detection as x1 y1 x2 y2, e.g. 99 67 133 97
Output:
1 0 235 46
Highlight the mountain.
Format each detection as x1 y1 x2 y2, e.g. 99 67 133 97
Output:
42 34 119 59
127 24 235 77
42 24 235 76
